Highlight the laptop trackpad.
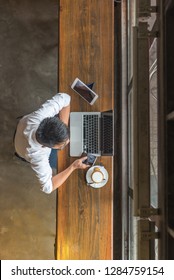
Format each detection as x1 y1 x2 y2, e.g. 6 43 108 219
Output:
70 116 83 156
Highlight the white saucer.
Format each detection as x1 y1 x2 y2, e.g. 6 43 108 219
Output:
86 165 109 188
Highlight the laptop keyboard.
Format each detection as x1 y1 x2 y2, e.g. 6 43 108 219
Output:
83 114 99 154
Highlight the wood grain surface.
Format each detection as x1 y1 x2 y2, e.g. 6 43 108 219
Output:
56 0 114 260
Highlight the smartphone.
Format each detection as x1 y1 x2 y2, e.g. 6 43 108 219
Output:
82 153 97 166
71 77 98 105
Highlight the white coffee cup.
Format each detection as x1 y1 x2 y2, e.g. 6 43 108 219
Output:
91 167 104 183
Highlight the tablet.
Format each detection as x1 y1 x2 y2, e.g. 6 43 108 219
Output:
71 77 98 105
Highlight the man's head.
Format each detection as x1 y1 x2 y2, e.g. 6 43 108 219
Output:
35 116 69 149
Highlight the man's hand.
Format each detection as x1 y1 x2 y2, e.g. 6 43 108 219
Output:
72 156 90 170
52 156 90 192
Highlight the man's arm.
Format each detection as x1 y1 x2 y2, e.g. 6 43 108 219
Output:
52 156 89 192
58 104 70 126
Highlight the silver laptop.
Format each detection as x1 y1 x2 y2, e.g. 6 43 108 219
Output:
70 111 113 157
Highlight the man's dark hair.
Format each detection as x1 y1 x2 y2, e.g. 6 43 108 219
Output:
35 116 69 148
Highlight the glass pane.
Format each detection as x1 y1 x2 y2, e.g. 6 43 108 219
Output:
129 196 138 259
149 38 158 208
127 0 136 83
127 0 137 260
149 0 157 31
127 0 159 259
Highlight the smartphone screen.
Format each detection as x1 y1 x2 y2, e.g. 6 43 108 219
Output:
83 154 97 166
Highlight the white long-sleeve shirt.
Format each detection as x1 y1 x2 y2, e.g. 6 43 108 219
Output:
14 93 71 194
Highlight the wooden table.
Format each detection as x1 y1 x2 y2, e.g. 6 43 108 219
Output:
56 0 114 260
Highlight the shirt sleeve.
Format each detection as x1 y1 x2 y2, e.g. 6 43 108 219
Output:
29 151 53 194
35 93 71 118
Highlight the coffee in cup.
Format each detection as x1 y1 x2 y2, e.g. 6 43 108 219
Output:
91 167 104 183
